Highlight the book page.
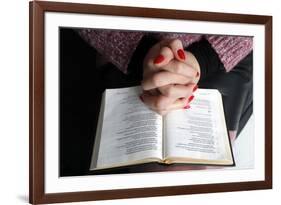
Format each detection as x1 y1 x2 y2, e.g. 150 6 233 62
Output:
164 89 233 164
91 86 163 170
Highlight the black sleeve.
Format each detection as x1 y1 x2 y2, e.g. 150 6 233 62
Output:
185 38 225 81
198 51 253 135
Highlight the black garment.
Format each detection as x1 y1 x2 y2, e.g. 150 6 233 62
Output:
59 29 252 176
59 29 150 176
187 38 253 134
186 38 225 81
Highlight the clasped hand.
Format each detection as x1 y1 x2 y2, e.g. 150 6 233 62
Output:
140 39 201 115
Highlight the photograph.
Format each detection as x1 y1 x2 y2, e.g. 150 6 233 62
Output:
29 1 272 204
59 28 254 176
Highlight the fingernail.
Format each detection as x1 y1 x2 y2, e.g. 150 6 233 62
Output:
183 104 191 109
188 95 194 103
193 85 198 92
196 72 200 77
154 54 165 64
139 95 144 102
177 49 186 60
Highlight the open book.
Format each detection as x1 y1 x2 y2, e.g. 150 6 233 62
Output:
90 86 234 170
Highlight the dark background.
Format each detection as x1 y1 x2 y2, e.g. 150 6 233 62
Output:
59 28 253 177
59 28 152 176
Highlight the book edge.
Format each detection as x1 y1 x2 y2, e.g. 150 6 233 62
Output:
89 91 106 170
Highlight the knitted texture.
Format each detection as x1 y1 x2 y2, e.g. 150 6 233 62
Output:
78 29 253 73
78 29 143 73
205 35 253 72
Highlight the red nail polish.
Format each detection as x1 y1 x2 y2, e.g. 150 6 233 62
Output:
177 49 186 60
184 104 190 109
139 95 144 102
193 85 198 92
154 54 165 64
188 95 194 103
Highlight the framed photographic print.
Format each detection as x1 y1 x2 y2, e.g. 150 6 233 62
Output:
29 0 272 204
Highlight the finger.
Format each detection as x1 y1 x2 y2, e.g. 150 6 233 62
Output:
165 97 188 110
150 46 174 67
148 88 160 96
161 59 198 79
154 109 169 116
154 97 191 115
158 83 195 99
140 91 175 110
142 71 192 91
161 39 186 62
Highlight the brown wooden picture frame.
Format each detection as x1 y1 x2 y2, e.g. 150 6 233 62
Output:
29 1 272 204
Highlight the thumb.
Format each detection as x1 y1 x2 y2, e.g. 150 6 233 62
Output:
164 39 186 62
152 46 174 67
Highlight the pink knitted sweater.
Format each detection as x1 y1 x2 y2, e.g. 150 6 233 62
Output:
78 29 253 74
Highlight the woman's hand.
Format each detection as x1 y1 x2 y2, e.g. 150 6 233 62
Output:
141 39 201 115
